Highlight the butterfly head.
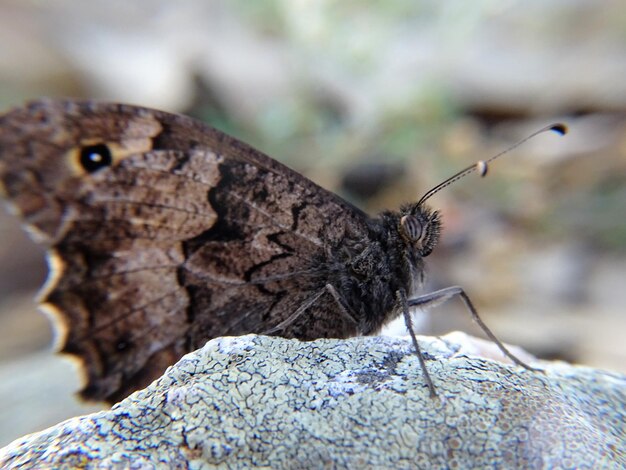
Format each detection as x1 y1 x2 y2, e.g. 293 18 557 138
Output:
398 204 441 258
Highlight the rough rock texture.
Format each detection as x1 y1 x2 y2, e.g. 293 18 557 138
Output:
1 333 624 469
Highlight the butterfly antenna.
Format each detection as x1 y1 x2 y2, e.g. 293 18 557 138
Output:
416 123 567 206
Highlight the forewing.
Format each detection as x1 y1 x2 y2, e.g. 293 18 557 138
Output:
0 99 367 402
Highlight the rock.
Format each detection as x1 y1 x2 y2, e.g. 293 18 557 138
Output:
0 333 624 469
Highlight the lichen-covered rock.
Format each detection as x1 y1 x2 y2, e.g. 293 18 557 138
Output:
1 333 624 469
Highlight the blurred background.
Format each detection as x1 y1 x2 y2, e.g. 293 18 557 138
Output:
0 0 625 446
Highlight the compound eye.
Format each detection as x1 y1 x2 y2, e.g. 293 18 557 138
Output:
400 215 423 242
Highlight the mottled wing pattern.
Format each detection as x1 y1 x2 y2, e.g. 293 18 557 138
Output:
0 99 368 403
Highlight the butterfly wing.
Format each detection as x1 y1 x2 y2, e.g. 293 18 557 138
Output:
0 99 368 402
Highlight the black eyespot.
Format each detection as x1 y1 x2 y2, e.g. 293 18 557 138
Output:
116 339 131 351
80 144 112 173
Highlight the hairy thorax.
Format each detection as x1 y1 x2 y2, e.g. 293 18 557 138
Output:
329 216 422 335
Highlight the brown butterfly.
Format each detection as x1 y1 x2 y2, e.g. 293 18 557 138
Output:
0 99 564 403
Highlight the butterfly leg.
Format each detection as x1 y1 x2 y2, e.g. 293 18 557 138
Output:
263 284 359 337
262 288 327 335
407 286 540 372
397 289 437 397
325 283 359 327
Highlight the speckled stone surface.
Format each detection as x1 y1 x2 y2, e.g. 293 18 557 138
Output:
1 333 624 469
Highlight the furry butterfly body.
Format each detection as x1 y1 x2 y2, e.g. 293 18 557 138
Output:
0 99 536 403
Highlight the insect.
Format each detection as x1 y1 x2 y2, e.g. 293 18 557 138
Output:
0 99 566 403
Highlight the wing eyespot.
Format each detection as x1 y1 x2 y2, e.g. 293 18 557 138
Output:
80 144 112 173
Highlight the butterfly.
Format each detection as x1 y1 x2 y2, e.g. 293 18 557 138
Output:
0 99 564 403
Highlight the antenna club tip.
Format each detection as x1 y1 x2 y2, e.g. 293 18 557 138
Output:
476 160 488 177
550 123 568 136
